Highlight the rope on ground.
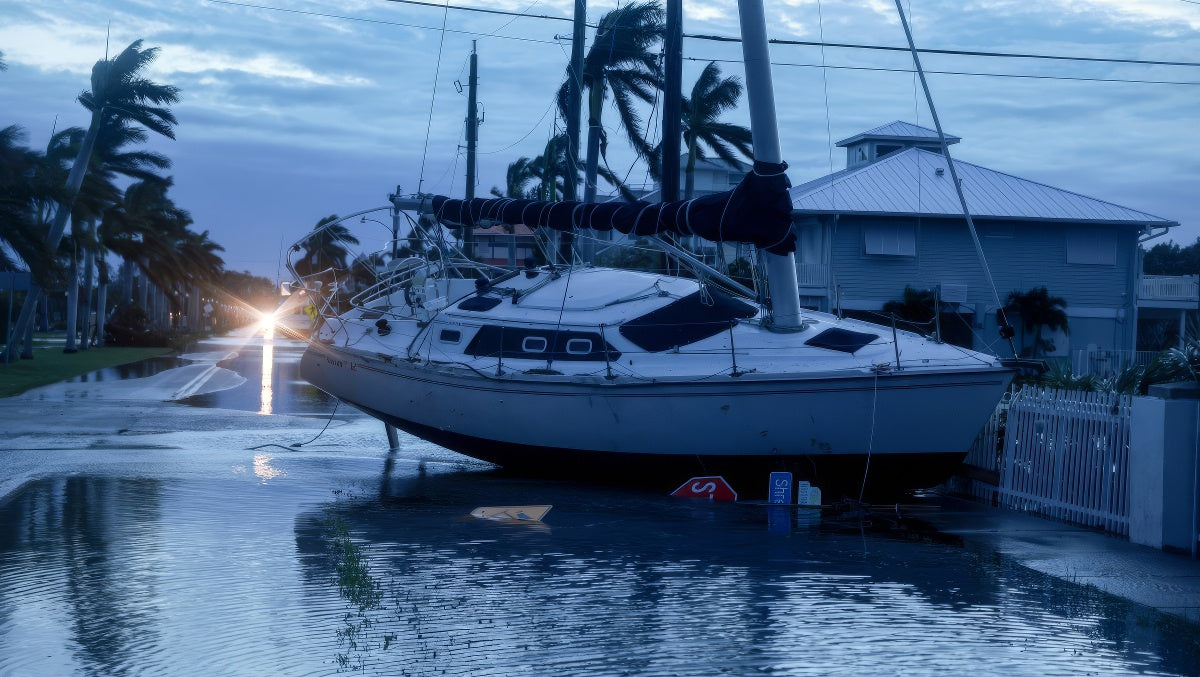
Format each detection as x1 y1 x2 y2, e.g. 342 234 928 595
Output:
248 399 342 451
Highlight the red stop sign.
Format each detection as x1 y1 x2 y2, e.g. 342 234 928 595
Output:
670 476 738 502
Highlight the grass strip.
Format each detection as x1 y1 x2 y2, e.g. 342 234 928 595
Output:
0 346 173 398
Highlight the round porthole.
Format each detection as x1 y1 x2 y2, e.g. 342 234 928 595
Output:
521 336 548 353
565 338 592 355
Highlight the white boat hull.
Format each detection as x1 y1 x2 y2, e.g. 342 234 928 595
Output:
301 344 1011 497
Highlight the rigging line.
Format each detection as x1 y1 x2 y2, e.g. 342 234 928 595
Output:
893 0 1016 359
815 0 836 205
685 57 1200 86
205 0 562 45
418 0 452 194
687 33 1200 69
858 369 878 503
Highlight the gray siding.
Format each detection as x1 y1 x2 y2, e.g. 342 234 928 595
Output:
830 216 1136 309
825 216 1140 354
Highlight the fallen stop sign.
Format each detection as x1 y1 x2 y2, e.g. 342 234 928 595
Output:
670 476 738 502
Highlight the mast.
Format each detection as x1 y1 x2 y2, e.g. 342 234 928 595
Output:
464 40 479 260
736 0 803 329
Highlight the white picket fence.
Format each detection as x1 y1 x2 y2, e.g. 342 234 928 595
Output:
959 386 1132 535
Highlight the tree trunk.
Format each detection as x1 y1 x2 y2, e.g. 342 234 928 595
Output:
684 140 698 200
38 293 49 332
137 260 149 310
96 282 107 347
79 221 95 350
121 260 133 307
64 251 79 353
1 113 102 362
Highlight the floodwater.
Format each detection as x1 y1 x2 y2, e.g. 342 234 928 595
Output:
1 329 1198 675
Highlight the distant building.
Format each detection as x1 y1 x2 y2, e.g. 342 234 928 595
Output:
787 121 1186 359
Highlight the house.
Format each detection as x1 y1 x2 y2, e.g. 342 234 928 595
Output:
786 121 1183 359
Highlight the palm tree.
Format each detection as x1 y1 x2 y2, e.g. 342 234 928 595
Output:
1004 286 1069 358
293 215 360 286
648 62 753 199
558 1 664 203
0 126 58 283
3 40 180 361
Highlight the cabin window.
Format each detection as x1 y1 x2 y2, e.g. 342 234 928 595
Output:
565 338 592 355
1066 226 1117 266
521 336 548 353
863 223 917 257
439 329 461 343
464 326 620 361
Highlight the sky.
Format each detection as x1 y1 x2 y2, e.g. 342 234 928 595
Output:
1 0 1198 281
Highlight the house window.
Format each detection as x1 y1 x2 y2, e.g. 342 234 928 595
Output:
1066 227 1117 265
727 172 745 186
875 143 902 158
863 223 917 257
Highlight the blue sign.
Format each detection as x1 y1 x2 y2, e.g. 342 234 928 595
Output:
768 472 792 505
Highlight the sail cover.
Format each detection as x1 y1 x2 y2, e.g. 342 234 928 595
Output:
430 161 796 255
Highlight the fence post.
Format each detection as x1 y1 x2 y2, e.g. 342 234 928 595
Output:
1129 383 1200 553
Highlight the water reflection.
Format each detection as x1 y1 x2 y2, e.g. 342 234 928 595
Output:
290 466 1200 676
0 477 164 676
259 325 274 415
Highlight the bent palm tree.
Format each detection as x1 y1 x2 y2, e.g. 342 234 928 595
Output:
3 39 180 360
558 1 664 203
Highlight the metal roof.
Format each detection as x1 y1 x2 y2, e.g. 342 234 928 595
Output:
790 148 1178 227
835 121 959 147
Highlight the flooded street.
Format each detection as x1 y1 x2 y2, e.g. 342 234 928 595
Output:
1 330 1198 675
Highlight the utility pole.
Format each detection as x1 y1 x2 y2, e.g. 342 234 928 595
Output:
464 40 479 261
559 0 586 265
661 0 682 204
565 0 584 203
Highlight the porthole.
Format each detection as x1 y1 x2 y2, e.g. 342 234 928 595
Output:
439 329 462 343
521 336 548 353
565 338 592 355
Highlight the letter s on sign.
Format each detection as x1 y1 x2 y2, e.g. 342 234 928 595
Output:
691 481 717 495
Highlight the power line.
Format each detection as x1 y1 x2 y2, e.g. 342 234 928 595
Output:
206 0 564 45
693 33 1200 69
689 57 1200 86
209 0 1200 70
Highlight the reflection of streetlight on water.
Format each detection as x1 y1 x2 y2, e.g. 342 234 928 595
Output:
259 321 274 416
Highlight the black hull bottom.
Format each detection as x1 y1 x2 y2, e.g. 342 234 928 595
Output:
352 400 967 502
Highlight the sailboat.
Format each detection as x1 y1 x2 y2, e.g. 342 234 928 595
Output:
292 0 1015 499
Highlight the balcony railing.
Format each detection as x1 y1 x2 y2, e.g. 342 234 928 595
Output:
1139 275 1199 302
796 262 829 287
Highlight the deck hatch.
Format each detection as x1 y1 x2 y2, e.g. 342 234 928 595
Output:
619 289 757 352
804 328 879 354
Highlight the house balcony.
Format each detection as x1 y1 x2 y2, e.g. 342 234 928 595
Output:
796 262 829 289
1138 275 1199 310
